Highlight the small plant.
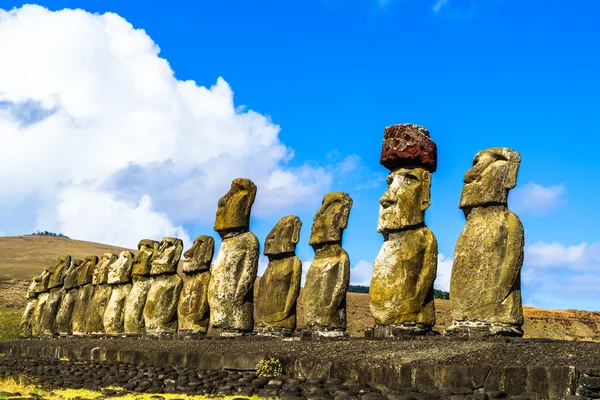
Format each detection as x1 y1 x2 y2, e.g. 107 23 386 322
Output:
256 356 283 377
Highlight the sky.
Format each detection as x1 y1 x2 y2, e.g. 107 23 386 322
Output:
0 0 599 311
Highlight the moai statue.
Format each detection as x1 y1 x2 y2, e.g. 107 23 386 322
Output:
71 255 99 335
208 178 259 336
301 192 352 337
255 216 302 336
85 253 117 334
177 235 214 336
103 251 134 335
20 277 42 337
143 237 183 334
38 256 70 335
124 240 160 334
447 148 524 337
368 124 438 337
30 269 51 336
56 258 83 335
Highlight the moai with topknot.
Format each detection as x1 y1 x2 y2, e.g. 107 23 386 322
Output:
447 148 525 337
255 216 302 336
143 237 183 334
368 124 439 337
124 239 159 334
208 178 259 336
301 192 352 337
56 258 83 335
103 251 134 334
85 253 117 334
177 235 214 336
71 255 99 335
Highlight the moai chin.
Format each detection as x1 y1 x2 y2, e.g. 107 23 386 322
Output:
124 240 159 335
85 253 117 334
177 235 214 336
208 178 259 336
103 251 134 335
447 148 525 338
255 216 302 337
71 255 99 335
56 258 83 335
368 124 439 337
301 192 352 337
143 237 183 334
38 255 71 335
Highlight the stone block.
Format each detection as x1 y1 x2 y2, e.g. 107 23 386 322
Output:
503 367 527 396
380 124 437 172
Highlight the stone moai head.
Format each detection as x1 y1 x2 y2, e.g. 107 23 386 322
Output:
309 192 353 246
459 148 521 210
47 255 71 290
36 269 51 293
63 259 83 290
214 178 257 238
264 215 302 256
150 237 183 275
76 255 99 287
132 239 160 277
108 251 134 284
181 235 214 274
92 253 117 285
27 277 41 298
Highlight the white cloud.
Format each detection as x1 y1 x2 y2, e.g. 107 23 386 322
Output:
435 253 453 292
350 260 373 286
525 241 600 270
510 181 566 216
433 0 449 12
0 5 332 247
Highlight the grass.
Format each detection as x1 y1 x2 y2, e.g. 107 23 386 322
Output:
0 377 268 399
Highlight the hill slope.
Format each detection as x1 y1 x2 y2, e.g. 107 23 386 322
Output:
1 235 600 341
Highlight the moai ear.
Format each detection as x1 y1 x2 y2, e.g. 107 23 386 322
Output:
338 194 353 230
291 217 302 245
503 160 520 190
420 170 432 211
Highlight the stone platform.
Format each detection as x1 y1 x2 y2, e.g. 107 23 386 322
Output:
1 336 599 398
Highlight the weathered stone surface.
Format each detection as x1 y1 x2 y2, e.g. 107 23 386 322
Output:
150 237 183 275
76 255 99 287
214 178 257 235
181 235 214 274
47 256 70 290
82 253 117 335
132 239 159 277
39 287 63 335
124 276 153 334
108 251 134 284
208 178 259 334
56 288 79 335
178 271 211 333
19 298 37 337
71 284 94 335
63 259 83 290
178 235 214 333
448 148 524 337
103 283 132 334
370 167 438 332
143 273 183 334
30 291 48 336
37 269 51 294
92 253 117 285
380 124 437 173
255 216 303 332
303 192 352 334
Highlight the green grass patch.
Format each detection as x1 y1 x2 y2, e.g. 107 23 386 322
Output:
0 311 21 340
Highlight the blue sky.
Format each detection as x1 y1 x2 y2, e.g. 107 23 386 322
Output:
0 0 599 311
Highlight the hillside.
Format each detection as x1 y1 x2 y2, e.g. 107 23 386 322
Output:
1 235 600 341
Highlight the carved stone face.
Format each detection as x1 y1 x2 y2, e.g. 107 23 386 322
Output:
64 259 83 289
459 148 520 209
132 239 159 277
36 269 51 293
214 178 257 237
377 167 431 232
47 255 71 290
264 215 302 256
76 255 99 286
27 277 41 298
182 235 214 274
150 237 183 275
107 251 134 284
309 192 352 246
92 253 117 285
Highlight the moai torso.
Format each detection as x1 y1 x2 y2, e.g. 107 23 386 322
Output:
207 178 259 335
20 278 41 337
56 258 83 335
178 235 214 334
39 256 70 335
103 251 133 334
31 269 50 336
448 148 525 337
71 255 99 335
85 253 116 334
143 238 183 334
302 192 352 335
255 216 303 334
124 240 159 334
